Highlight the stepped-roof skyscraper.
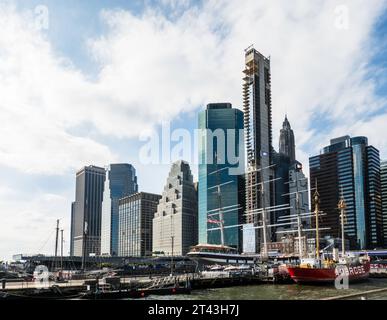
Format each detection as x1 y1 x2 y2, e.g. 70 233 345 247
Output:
153 160 198 256
279 115 296 163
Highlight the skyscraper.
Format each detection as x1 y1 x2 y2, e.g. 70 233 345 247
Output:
118 192 161 257
381 160 387 246
309 136 383 249
70 202 75 256
273 116 309 241
288 162 310 230
101 164 138 256
153 160 198 256
198 103 245 250
243 47 274 251
279 115 296 163
72 166 106 257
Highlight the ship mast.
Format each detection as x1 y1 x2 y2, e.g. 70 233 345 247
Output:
260 169 268 259
338 189 347 256
294 170 304 258
313 182 320 260
54 219 59 270
207 152 228 247
217 184 225 246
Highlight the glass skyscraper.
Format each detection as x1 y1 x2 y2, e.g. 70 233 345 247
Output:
101 164 138 256
381 160 387 246
198 103 245 250
309 136 383 249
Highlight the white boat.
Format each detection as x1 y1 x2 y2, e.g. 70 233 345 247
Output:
187 244 260 265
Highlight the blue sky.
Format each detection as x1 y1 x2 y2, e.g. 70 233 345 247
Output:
0 0 386 260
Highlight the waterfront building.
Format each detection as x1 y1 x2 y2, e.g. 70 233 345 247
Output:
72 166 106 257
309 136 383 249
101 164 138 256
243 47 275 252
152 160 198 256
118 192 161 257
381 160 387 246
198 103 245 250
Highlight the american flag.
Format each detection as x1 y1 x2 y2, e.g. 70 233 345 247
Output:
208 219 222 224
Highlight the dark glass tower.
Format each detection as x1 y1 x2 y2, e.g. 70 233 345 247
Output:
198 103 245 250
101 164 138 256
279 115 296 163
381 160 387 246
309 136 383 249
72 166 106 257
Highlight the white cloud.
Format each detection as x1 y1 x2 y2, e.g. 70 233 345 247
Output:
1 1 386 176
0 187 71 260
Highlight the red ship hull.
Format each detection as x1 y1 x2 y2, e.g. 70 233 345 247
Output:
287 262 370 284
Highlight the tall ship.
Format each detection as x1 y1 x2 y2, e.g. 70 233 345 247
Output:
287 188 370 284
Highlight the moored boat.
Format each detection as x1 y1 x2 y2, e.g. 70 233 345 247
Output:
287 257 370 284
287 188 370 284
187 244 259 265
370 260 387 278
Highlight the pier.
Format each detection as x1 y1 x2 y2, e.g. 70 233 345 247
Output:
0 267 286 299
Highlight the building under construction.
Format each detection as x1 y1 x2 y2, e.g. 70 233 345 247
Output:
242 47 275 253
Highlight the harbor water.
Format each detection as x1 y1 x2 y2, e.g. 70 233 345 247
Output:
144 278 387 300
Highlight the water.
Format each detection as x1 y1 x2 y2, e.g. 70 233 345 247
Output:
144 278 387 300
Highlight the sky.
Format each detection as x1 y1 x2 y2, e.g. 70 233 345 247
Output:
0 0 386 261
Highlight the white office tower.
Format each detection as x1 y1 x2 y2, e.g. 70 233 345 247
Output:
152 160 198 256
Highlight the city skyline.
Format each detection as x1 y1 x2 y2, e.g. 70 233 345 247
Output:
1 1 387 260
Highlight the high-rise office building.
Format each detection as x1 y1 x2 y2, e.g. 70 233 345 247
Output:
101 164 138 256
153 160 198 256
273 116 309 240
70 202 75 256
288 162 310 229
381 160 387 246
118 192 161 257
198 103 245 250
279 115 296 163
309 136 383 249
72 166 106 257
243 47 274 251
273 152 291 223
